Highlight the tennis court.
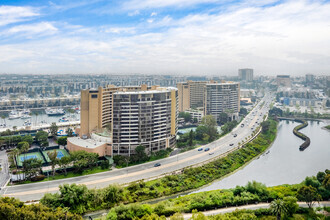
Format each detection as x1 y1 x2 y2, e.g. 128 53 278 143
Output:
42 149 70 163
17 152 45 167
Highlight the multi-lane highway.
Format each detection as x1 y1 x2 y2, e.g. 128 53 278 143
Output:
1 93 274 202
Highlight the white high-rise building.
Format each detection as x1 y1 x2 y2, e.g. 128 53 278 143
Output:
204 81 240 122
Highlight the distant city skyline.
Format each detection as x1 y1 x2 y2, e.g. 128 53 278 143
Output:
1 0 330 75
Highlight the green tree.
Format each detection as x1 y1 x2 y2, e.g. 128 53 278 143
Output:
58 155 71 176
188 130 194 146
22 135 33 146
103 185 123 206
50 123 58 137
322 174 330 190
135 145 147 162
239 107 248 116
35 130 49 148
178 112 192 123
270 199 288 220
170 213 184 220
0 197 82 220
283 196 299 217
67 128 74 137
58 183 89 214
316 171 326 183
22 158 42 180
297 185 321 208
201 115 218 141
261 121 271 134
58 136 68 146
17 141 29 151
219 112 228 124
48 150 59 177
21 142 30 159
195 126 208 141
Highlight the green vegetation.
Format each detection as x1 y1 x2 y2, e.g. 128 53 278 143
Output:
19 166 108 184
178 112 192 123
177 115 239 152
35 130 49 147
269 106 330 119
114 147 173 168
40 119 278 214
325 125 330 130
57 136 68 146
0 197 81 219
0 134 32 148
15 150 110 184
50 122 58 137
105 169 330 219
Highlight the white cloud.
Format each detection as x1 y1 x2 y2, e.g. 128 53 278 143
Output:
7 22 58 34
1 0 330 75
103 27 136 34
122 0 219 10
151 12 157 16
0 5 39 26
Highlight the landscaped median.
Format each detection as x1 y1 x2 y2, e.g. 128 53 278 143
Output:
39 119 278 214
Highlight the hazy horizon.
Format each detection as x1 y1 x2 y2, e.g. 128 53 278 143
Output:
1 0 330 76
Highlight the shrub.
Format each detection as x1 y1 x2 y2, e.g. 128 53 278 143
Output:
31 175 46 182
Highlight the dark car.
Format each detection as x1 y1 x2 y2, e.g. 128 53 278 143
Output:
204 147 210 151
229 143 234 146
233 134 237 137
154 163 161 167
198 148 203 151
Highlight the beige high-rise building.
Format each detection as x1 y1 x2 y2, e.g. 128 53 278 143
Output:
69 85 178 157
276 75 291 87
177 82 190 112
177 80 209 112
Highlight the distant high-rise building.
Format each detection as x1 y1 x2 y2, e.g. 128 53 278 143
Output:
204 81 240 122
68 85 178 157
305 74 315 84
276 75 291 87
239 68 254 81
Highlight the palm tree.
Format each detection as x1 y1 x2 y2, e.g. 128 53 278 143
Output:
47 150 58 177
12 148 20 170
270 199 288 220
1 115 6 125
21 142 30 181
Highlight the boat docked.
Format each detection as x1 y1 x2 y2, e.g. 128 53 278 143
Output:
45 108 65 116
23 120 31 126
9 114 20 120
58 117 69 122
21 109 30 115
20 114 31 119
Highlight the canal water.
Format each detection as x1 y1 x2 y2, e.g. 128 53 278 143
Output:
194 120 330 192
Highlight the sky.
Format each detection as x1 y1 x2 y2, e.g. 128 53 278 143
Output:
0 0 330 76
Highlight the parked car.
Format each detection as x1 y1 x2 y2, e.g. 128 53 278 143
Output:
204 147 210 151
229 143 234 146
198 148 203 151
